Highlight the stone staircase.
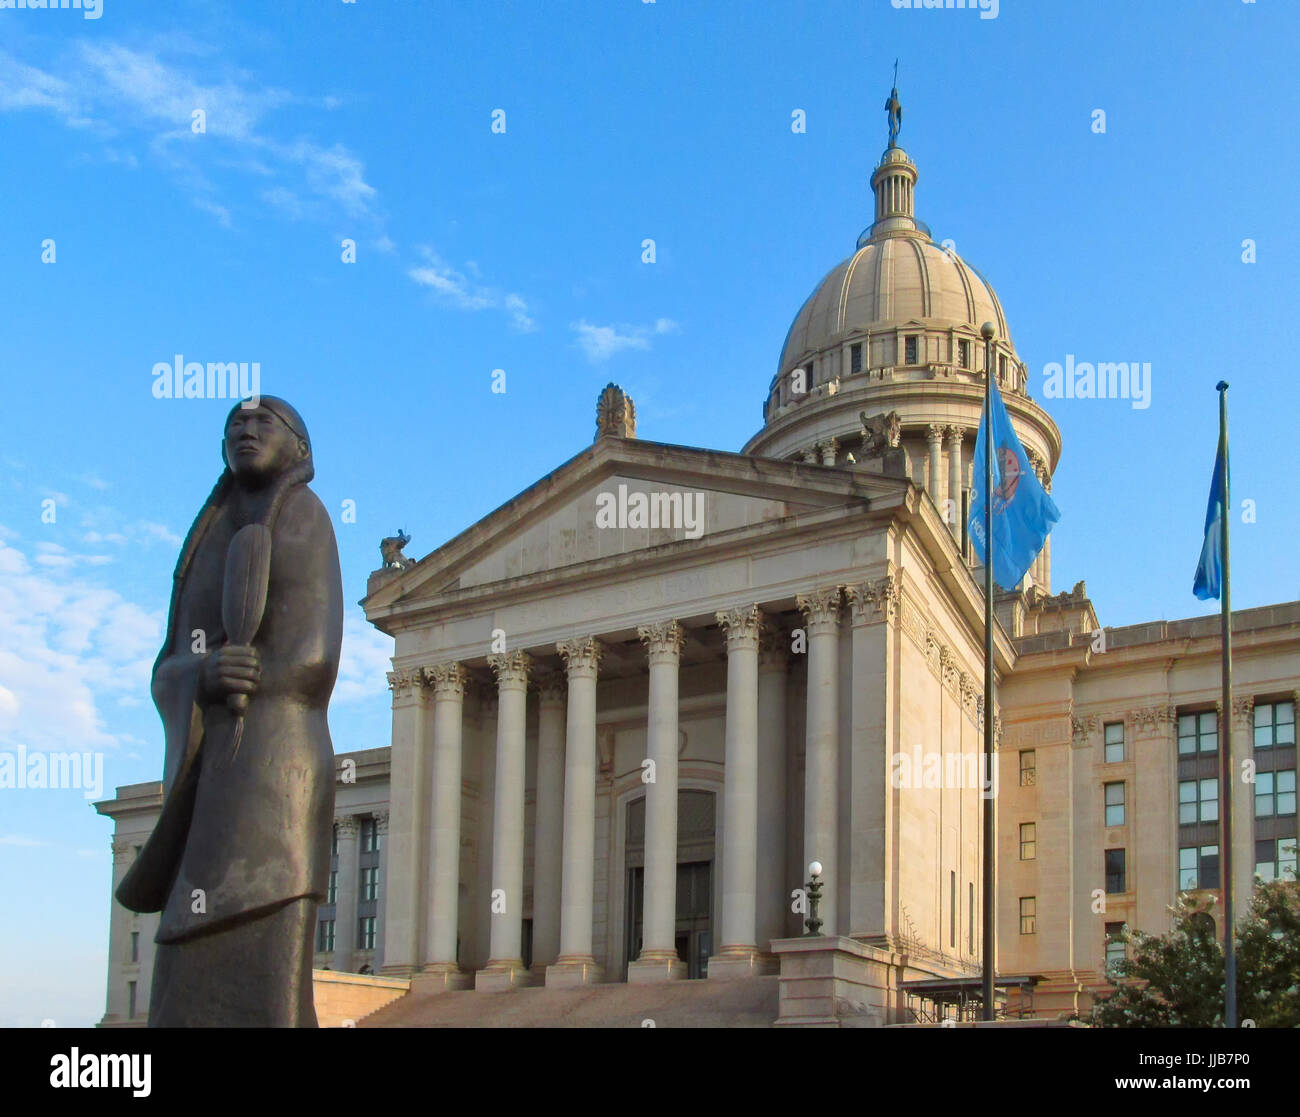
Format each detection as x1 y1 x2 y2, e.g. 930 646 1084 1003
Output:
359 975 780 1028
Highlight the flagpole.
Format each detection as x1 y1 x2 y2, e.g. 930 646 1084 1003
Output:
1217 380 1235 1028
981 322 997 1021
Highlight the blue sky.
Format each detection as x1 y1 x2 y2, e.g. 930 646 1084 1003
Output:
1 0 1297 1027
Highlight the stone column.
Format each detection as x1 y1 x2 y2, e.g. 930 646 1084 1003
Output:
711 605 767 978
845 576 898 940
945 425 963 539
333 815 361 972
628 620 688 982
756 627 789 954
530 671 567 977
477 650 534 990
373 810 390 973
381 669 429 976
797 587 842 935
421 662 471 989
105 838 137 1023
1229 698 1256 915
927 423 944 504
549 637 605 986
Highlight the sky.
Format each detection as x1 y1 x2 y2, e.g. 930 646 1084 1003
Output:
1 0 1297 1028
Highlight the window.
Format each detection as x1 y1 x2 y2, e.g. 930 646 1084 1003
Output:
958 339 970 369
1105 922 1126 975
1105 848 1126 893
327 869 338 905
1019 750 1036 787
331 823 339 857
999 354 1007 382
1019 896 1036 935
1103 722 1125 764
1178 711 1218 755
1179 845 1220 891
358 915 377 950
317 919 335 952
1255 837 1298 882
1104 782 1125 827
850 342 863 375
128 981 137 1020
361 866 379 902
1254 700 1296 750
130 931 138 964
1179 777 1219 824
950 871 956 948
905 335 918 364
361 818 380 853
1255 769 1296 818
1019 822 1036 860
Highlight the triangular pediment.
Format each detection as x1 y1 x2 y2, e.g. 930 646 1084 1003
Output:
363 437 909 619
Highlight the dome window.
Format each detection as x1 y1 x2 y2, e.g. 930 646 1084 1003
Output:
999 354 1008 383
958 339 970 369
904 335 918 365
850 343 863 375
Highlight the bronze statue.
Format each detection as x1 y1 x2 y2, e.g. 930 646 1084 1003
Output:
116 397 343 1027
885 62 902 147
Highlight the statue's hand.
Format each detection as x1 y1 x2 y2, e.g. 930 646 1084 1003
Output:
202 645 261 702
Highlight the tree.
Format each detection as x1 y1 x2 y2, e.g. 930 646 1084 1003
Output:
1092 878 1300 1027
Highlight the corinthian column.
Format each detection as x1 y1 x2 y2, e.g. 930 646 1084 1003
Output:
530 671 566 977
380 669 429 976
548 637 605 987
476 650 534 991
711 605 767 978
945 425 963 539
333 815 361 972
628 620 688 982
421 662 471 989
373 810 390 973
927 423 944 503
797 586 842 935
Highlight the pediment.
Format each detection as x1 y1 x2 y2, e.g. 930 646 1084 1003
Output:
364 438 908 617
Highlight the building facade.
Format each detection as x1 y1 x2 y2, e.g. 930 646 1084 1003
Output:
95 124 1297 1026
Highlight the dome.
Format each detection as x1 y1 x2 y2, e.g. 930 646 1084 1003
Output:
778 237 1012 380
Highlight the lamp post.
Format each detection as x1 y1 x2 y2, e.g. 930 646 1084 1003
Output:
804 861 824 936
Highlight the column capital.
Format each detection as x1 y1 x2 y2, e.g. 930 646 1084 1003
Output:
638 620 685 663
1071 714 1098 744
532 669 567 704
926 423 945 442
488 650 532 689
423 661 468 700
557 636 603 676
944 423 964 444
818 438 839 466
335 814 362 838
796 586 842 636
845 575 898 625
386 668 423 699
373 809 390 834
1232 696 1255 727
1128 704 1176 736
716 604 763 651
111 837 134 866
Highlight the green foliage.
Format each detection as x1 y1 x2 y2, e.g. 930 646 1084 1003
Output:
1091 879 1300 1028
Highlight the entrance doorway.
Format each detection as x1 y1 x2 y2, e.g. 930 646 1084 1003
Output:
621 789 716 979
624 861 713 978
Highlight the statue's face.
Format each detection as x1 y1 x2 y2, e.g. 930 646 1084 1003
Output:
224 406 304 483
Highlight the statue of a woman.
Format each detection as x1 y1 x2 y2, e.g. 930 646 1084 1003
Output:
116 397 343 1027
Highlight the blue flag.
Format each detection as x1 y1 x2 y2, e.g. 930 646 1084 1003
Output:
968 377 1060 591
1192 438 1227 600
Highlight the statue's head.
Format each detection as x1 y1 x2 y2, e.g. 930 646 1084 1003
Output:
222 397 312 487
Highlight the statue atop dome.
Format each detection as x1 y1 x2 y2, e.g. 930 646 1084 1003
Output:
885 62 902 147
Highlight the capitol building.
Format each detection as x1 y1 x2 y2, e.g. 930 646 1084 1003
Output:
96 115 1299 1028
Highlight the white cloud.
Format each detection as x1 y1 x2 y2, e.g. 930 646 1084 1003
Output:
409 248 537 332
0 535 163 753
0 835 47 848
332 609 393 706
572 317 678 363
